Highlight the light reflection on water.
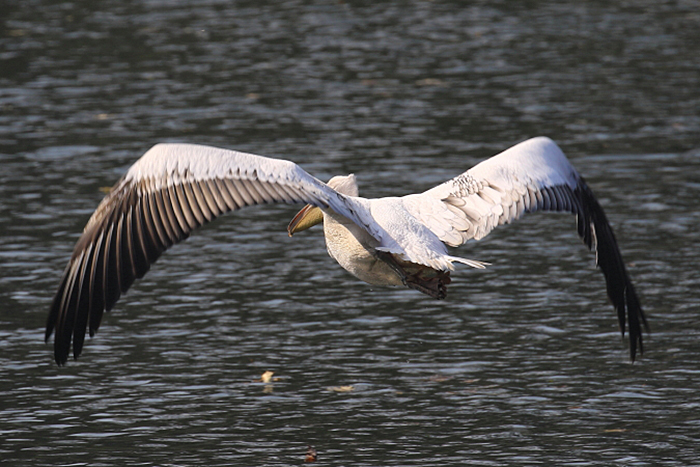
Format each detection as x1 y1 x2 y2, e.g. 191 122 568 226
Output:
2 1 700 466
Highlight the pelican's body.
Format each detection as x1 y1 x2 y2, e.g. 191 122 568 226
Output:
45 137 647 365
323 207 404 287
306 187 466 296
312 174 403 288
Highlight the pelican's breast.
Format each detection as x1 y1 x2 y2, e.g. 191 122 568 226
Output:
322 210 404 287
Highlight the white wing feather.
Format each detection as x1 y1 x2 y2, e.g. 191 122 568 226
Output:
130 144 361 220
94 143 387 242
404 137 580 248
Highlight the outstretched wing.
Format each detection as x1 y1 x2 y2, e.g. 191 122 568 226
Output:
45 143 373 365
403 137 647 360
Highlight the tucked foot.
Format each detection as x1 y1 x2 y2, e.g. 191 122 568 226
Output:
405 270 451 299
375 250 451 299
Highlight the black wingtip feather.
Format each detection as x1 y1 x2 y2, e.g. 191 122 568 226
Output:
45 264 71 344
72 243 96 360
574 177 647 361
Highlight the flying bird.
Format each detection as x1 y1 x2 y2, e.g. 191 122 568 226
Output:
45 137 647 365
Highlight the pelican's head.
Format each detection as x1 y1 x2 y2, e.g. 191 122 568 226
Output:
287 174 358 236
326 174 359 197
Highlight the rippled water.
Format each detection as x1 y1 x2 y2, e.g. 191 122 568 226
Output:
2 1 700 466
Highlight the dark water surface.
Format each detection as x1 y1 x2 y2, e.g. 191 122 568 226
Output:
2 1 699 465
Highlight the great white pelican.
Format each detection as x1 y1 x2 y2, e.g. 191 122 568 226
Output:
45 137 647 365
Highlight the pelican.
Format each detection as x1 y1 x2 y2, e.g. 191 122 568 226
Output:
45 136 647 365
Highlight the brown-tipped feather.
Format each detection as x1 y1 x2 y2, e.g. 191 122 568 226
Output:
134 197 159 266
72 243 95 359
154 187 179 242
233 178 256 205
171 183 195 232
147 191 171 250
189 181 209 219
201 180 227 213
194 181 222 221
214 178 237 210
87 230 106 337
223 178 247 208
183 182 207 224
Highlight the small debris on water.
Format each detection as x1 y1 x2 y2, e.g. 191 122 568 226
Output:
305 445 317 463
252 371 281 383
427 374 452 382
327 385 354 393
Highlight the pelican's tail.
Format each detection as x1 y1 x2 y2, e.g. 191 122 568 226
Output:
447 255 490 270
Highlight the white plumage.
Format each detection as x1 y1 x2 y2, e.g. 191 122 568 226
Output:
46 136 647 365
